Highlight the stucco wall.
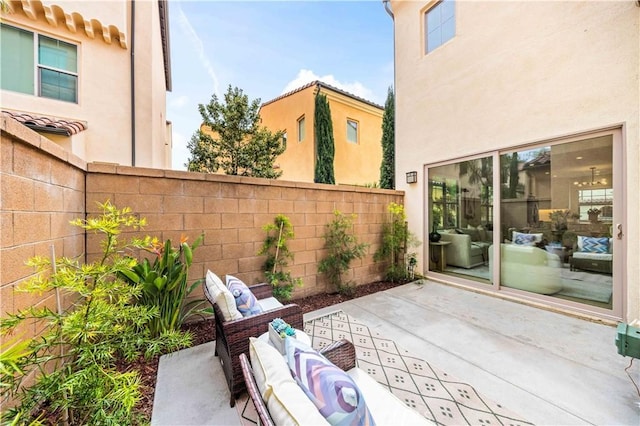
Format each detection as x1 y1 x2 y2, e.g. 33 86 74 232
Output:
1 0 170 169
391 0 639 321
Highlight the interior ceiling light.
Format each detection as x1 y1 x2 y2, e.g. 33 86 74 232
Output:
574 166 607 187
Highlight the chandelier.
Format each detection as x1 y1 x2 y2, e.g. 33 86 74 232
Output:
574 166 606 187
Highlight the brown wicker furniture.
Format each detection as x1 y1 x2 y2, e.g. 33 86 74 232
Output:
239 339 356 426
203 281 303 407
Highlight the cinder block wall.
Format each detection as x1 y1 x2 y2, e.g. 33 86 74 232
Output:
2 115 405 334
0 116 86 355
85 165 403 301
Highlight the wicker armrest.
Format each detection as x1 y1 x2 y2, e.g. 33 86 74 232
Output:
249 282 274 300
220 303 303 338
320 339 356 371
239 353 275 426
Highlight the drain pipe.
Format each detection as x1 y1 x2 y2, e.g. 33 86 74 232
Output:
382 0 394 18
130 0 136 166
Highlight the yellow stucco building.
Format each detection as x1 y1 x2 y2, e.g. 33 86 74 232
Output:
259 81 384 185
1 0 172 168
388 0 639 323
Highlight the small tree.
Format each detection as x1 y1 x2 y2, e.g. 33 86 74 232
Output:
258 215 302 301
314 92 335 184
379 86 395 189
186 85 285 178
318 211 368 295
374 202 421 282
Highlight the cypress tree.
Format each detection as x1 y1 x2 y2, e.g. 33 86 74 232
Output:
379 86 395 189
314 92 335 184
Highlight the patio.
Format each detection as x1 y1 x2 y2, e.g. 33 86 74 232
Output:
152 280 639 425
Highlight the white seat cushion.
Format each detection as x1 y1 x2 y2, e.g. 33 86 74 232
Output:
348 367 432 425
257 297 283 312
572 252 612 261
205 270 242 321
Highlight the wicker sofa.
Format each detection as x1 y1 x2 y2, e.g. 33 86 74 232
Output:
203 276 303 407
240 339 433 425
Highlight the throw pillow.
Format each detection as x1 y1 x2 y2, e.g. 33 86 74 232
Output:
205 270 242 321
578 236 609 254
285 337 375 426
226 275 263 317
513 231 536 246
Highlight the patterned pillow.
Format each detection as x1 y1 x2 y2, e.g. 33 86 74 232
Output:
285 337 375 426
205 271 242 321
513 231 536 246
578 236 609 254
226 275 263 317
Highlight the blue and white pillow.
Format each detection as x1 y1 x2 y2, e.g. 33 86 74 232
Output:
285 337 375 426
513 231 537 246
225 275 263 317
578 236 609 254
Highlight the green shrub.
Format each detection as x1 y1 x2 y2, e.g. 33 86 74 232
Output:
121 235 206 337
318 211 368 295
375 202 421 282
258 214 302 301
0 202 190 425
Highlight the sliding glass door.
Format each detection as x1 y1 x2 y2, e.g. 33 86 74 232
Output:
427 128 622 317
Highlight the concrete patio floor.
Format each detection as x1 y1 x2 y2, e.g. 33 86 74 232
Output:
152 280 640 425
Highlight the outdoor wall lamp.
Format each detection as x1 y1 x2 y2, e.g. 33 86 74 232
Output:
406 171 418 184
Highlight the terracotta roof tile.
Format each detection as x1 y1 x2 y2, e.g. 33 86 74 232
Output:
261 80 383 110
3 110 87 136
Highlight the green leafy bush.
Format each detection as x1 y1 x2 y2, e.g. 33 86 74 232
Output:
318 211 368 295
0 202 190 425
375 202 421 282
121 234 206 337
258 214 302 301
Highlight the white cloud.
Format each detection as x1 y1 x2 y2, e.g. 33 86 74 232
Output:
169 95 189 109
176 2 220 97
281 69 379 104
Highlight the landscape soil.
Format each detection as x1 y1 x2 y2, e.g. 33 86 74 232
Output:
131 280 408 421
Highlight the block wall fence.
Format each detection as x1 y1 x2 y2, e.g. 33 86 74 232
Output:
1 115 404 348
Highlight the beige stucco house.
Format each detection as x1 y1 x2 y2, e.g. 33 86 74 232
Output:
388 0 639 323
1 0 172 168
259 81 384 186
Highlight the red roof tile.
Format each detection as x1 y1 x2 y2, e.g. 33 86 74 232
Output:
3 110 87 136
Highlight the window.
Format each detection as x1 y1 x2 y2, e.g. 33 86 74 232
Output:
297 116 305 142
282 132 288 148
1 24 78 103
347 119 358 143
425 0 455 54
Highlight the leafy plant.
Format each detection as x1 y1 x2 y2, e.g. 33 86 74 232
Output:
0 202 190 425
379 86 395 189
120 234 205 337
258 214 302 301
375 202 421 282
318 211 368 295
314 92 336 184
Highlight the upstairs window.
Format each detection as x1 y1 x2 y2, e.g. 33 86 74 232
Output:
1 24 78 103
347 119 358 143
297 116 305 142
425 0 455 54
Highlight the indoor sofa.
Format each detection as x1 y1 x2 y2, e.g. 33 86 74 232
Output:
489 243 563 294
439 229 489 268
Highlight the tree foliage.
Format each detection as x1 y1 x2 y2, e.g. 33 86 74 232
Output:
186 85 286 178
379 86 395 189
314 92 335 184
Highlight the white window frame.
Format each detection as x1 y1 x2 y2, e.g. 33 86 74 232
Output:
425 0 456 54
1 24 78 103
346 119 359 144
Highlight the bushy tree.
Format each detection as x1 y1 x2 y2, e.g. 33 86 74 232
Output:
314 92 335 184
379 86 395 189
186 85 285 178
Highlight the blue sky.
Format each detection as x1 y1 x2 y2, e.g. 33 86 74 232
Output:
167 0 394 170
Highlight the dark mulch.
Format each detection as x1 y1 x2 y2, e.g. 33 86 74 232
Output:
133 280 409 421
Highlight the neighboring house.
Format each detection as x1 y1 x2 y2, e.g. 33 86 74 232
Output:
1 0 172 168
259 81 384 185
388 0 639 323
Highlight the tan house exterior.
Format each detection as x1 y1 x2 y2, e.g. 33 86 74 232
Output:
388 0 639 323
259 81 384 186
1 0 172 169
